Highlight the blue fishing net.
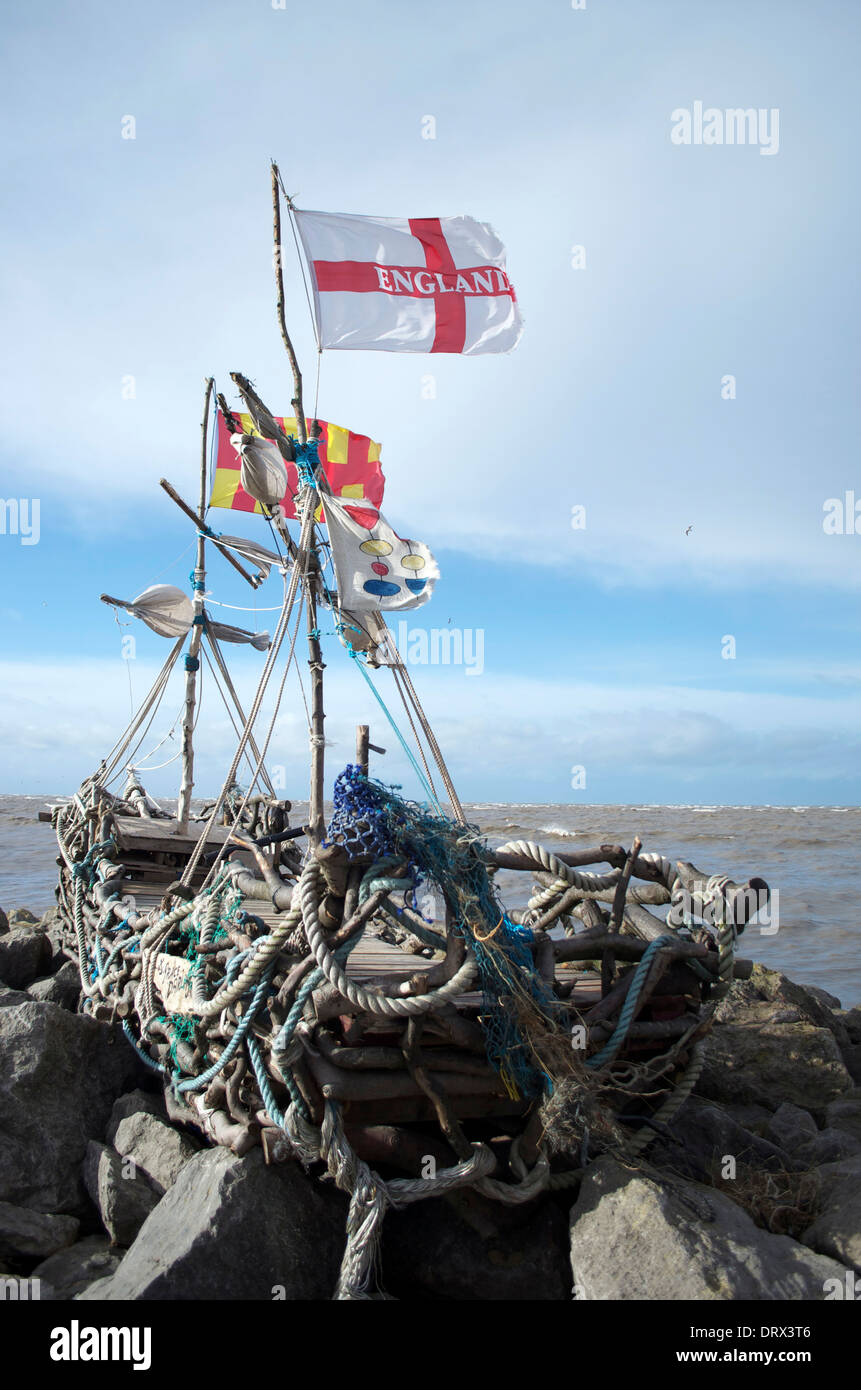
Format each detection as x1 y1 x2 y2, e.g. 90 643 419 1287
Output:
325 764 558 1098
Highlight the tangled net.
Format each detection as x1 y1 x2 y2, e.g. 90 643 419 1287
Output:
327 765 565 1099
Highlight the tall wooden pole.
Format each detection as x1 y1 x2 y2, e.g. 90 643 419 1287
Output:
177 377 214 833
306 565 326 846
271 161 307 445
271 161 326 845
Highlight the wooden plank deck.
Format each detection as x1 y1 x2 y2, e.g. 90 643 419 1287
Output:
111 816 234 855
38 810 236 856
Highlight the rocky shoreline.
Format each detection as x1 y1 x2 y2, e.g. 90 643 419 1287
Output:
1 902 859 1301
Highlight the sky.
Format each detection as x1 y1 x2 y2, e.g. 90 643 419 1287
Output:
0 0 858 805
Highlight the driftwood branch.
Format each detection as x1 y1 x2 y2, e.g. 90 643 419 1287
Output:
271 160 307 444
159 477 259 588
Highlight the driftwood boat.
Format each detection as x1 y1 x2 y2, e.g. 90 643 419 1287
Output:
42 166 771 1298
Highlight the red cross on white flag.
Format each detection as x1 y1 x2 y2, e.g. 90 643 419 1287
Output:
294 210 522 354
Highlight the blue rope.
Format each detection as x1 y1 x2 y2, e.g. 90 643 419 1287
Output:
246 1034 285 1127
71 838 116 886
122 1021 169 1074
347 649 443 813
289 437 321 488
174 965 275 1094
269 932 366 1119
586 934 677 1070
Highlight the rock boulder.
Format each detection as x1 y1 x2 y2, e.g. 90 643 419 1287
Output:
0 927 52 990
570 1158 851 1300
0 1001 145 1215
78 1148 348 1301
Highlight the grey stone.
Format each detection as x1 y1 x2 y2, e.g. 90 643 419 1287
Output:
0 908 8 935
83 1142 160 1246
28 961 81 1010
78 1147 347 1301
383 1187 571 1300
717 965 850 1049
802 1157 861 1275
766 1102 818 1150
570 1157 852 1300
41 909 71 966
765 1102 859 1166
648 1098 794 1182
805 985 842 1011
0 1202 79 1264
112 1112 198 1195
841 1044 861 1085
825 1097 861 1147
0 986 33 1009
809 1129 861 1163
0 1001 145 1215
8 908 39 927
0 927 52 990
720 1102 774 1135
700 1019 853 1116
105 1089 168 1145
32 1235 121 1300
841 1009 861 1045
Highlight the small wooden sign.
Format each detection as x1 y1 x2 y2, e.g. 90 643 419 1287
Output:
152 953 196 1016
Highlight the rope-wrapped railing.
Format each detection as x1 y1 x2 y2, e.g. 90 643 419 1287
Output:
51 766 767 1299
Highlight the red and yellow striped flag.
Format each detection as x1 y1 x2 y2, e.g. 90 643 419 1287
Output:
210 409 385 527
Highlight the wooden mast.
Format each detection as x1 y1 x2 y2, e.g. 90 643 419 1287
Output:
177 376 214 833
270 161 327 847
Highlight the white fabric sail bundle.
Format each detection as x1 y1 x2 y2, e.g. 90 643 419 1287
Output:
217 534 284 583
126 586 193 639
230 433 289 509
122 586 270 650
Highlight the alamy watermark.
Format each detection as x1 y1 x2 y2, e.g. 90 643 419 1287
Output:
395 620 484 676
50 1320 151 1370
823 492 861 534
0 1276 41 1300
0 498 40 545
671 102 779 156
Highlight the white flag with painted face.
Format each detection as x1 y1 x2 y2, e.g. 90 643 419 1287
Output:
294 209 522 354
320 493 438 614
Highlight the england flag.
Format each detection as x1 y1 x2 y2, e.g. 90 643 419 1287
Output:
293 209 522 355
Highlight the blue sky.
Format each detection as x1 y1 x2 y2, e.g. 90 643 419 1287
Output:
0 0 858 804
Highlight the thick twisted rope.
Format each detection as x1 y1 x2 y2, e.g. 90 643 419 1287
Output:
496 841 621 895
586 934 677 1071
623 1036 708 1156
319 1099 497 1299
191 902 302 1019
300 860 476 1017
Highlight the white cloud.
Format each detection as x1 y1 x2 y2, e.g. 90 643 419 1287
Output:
1 652 857 803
